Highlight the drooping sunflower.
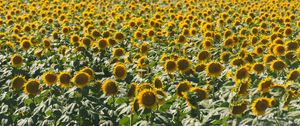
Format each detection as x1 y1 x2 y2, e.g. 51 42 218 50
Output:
231 100 247 115
137 89 157 109
257 78 274 93
252 97 272 116
42 71 57 86
11 75 27 90
58 72 72 88
102 79 118 96
176 80 192 97
270 59 286 72
24 79 41 96
206 61 224 77
11 54 23 67
72 72 90 89
176 57 191 72
164 59 177 73
113 63 127 80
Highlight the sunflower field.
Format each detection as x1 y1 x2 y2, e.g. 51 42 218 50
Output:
1 0 300 125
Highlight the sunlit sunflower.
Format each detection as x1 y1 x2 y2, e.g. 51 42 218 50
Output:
252 63 265 74
102 79 118 96
270 59 286 72
58 72 72 88
42 71 57 86
11 75 27 90
112 48 125 57
263 54 277 64
140 42 149 55
24 79 41 96
137 89 157 108
197 50 211 62
91 29 101 39
164 59 177 73
70 34 80 45
113 63 127 80
80 67 95 80
176 58 191 72
234 67 249 81
98 38 109 49
176 34 187 44
72 72 90 89
11 54 23 67
20 40 32 50
42 38 51 48
176 80 192 97
231 100 247 115
287 69 299 81
257 78 274 93
252 97 272 116
273 44 286 56
184 87 208 108
206 61 224 77
114 32 125 42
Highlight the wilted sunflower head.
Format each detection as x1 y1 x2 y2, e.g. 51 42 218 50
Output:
72 72 90 89
231 100 247 115
11 54 23 67
102 79 118 96
206 61 223 77
42 71 57 86
58 72 72 88
113 63 127 80
176 80 192 97
176 58 191 72
11 75 27 90
137 89 157 109
252 97 272 116
24 79 41 96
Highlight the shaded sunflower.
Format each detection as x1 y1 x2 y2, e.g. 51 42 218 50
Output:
80 67 95 80
184 87 208 108
153 76 163 89
252 97 272 116
113 63 127 80
11 75 27 90
155 89 167 104
128 83 137 98
176 58 191 72
206 61 224 77
176 80 192 97
24 79 41 96
42 71 57 86
194 63 206 72
287 69 299 81
72 72 90 89
102 79 118 96
231 100 247 115
252 63 265 74
137 89 157 108
197 50 211 62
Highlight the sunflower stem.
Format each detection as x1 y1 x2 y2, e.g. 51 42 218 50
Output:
130 113 133 126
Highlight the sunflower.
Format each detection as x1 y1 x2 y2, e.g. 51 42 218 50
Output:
234 81 250 96
137 89 157 108
70 34 80 45
82 37 91 48
91 29 101 39
176 34 187 44
234 67 249 81
140 42 149 55
20 40 32 50
206 61 224 77
98 38 109 49
58 72 72 88
231 100 247 115
273 44 286 56
112 48 125 57
102 79 118 96
164 59 177 73
128 83 137 98
184 87 208 108
176 58 191 72
72 72 90 89
131 98 140 113
80 67 95 80
270 59 286 72
11 54 23 67
43 38 51 48
62 26 70 34
176 80 192 97
197 50 211 62
153 76 163 89
252 97 272 116
263 54 277 64
285 51 297 62
257 78 274 93
220 52 231 63
108 38 117 46
230 57 245 67
24 79 41 96
287 69 299 81
42 71 57 86
114 32 125 42
11 75 27 90
113 63 127 80
252 63 265 74
195 63 206 72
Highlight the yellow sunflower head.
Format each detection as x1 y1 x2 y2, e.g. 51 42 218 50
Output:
112 48 125 57
252 97 272 116
137 89 157 109
176 80 192 97
20 40 32 50
58 72 72 88
164 59 177 73
287 69 299 81
72 71 90 89
102 79 118 96
11 75 27 90
197 50 211 62
11 54 23 67
98 38 109 49
194 63 206 73
231 100 247 115
252 63 265 74
176 57 191 72
270 59 286 72
42 71 57 86
113 63 127 80
257 77 274 93
153 76 163 89
234 67 249 81
80 66 95 80
114 32 125 42
24 79 41 96
206 61 224 77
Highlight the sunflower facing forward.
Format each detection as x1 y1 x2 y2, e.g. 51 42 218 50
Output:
164 59 177 73
11 54 23 67
252 97 273 116
206 61 224 77
11 75 27 90
113 63 127 80
102 79 118 96
72 71 90 89
42 71 57 86
58 72 72 88
137 89 157 109
24 79 41 96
